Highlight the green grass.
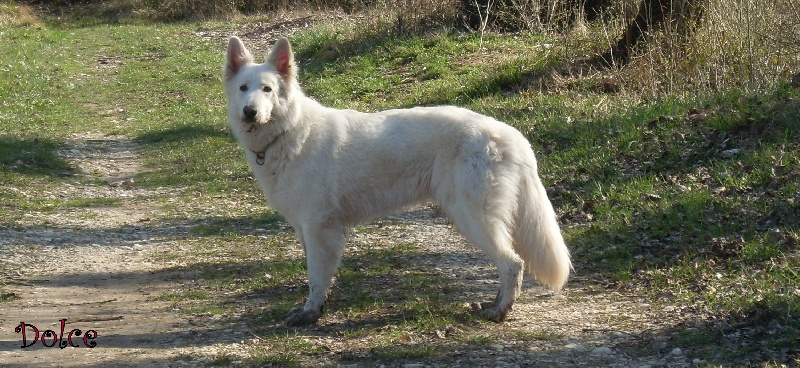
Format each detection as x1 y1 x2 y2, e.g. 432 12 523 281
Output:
246 332 327 366
1 5 798 366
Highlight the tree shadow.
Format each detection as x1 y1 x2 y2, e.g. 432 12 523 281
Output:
134 124 231 145
0 136 75 177
1 211 285 248
416 57 566 108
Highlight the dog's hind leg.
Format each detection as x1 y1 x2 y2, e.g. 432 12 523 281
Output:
444 202 523 322
285 223 346 326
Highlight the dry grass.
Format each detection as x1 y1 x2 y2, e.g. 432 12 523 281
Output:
137 0 460 25
0 2 40 28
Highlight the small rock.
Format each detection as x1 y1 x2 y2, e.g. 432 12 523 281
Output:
565 343 587 353
716 321 734 333
692 358 707 365
652 337 669 351
489 343 504 351
693 321 706 329
591 346 613 355
645 193 662 201
721 148 741 157
670 347 683 356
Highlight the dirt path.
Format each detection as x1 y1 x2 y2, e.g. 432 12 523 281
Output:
0 134 217 366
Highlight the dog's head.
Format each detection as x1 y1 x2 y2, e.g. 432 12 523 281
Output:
223 36 298 129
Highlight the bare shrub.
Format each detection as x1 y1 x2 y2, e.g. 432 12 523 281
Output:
520 0 800 94
362 0 461 35
617 0 800 93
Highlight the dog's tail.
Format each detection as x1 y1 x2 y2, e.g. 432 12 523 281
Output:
513 166 571 290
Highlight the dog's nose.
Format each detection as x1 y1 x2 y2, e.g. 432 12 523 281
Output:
243 106 257 120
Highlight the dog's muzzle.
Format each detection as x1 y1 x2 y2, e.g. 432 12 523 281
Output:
243 106 257 122
242 106 260 132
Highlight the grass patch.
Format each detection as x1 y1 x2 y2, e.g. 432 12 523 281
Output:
246 332 327 367
159 290 210 302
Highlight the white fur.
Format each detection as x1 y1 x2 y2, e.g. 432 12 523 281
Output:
223 36 571 325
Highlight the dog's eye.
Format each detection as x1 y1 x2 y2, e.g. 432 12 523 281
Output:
263 86 272 93
239 84 247 91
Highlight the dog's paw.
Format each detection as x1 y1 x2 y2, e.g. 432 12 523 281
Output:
470 301 509 323
284 307 322 326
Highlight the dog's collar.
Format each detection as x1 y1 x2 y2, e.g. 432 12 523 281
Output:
251 129 286 165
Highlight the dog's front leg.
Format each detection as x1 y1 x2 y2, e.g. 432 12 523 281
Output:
285 223 345 326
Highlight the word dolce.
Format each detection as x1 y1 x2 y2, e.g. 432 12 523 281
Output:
15 319 97 348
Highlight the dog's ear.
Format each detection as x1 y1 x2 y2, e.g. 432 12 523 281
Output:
265 37 297 82
224 36 253 80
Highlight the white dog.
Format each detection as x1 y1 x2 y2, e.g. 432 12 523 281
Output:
223 36 571 326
